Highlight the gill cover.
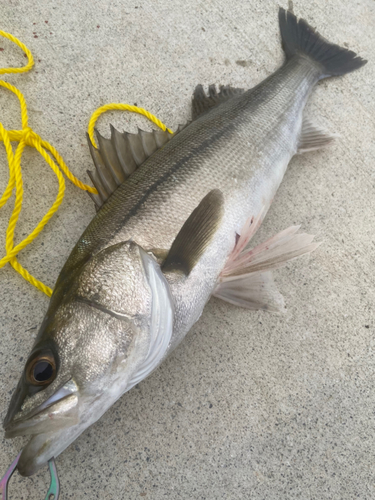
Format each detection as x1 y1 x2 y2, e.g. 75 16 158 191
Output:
3 240 174 476
127 247 174 389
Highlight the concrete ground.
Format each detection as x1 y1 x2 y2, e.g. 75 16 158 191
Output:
0 0 374 498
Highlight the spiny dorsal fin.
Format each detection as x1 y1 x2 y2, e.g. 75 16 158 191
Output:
87 126 173 210
192 84 244 120
162 189 224 275
297 117 336 153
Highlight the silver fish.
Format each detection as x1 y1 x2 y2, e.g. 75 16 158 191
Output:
3 8 366 476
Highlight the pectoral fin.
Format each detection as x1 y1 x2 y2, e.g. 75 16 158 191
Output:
162 189 224 275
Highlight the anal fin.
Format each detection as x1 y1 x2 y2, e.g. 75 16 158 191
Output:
298 118 336 153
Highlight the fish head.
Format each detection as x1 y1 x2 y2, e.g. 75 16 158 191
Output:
3 240 173 476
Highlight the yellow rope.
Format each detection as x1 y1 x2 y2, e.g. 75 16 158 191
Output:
88 103 173 147
0 30 34 76
0 30 171 297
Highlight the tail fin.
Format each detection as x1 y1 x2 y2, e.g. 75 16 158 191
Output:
279 7 367 78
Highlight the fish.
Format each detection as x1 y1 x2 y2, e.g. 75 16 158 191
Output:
3 8 366 477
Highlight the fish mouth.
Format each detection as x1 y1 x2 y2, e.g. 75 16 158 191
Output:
14 423 84 476
4 380 79 439
3 380 80 476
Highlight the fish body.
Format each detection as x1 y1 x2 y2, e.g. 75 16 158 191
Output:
57 56 318 348
3 8 366 476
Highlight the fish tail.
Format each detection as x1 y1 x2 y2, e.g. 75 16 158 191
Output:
278 7 367 78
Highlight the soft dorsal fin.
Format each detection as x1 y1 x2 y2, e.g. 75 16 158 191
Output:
87 125 173 210
192 84 244 119
162 189 224 275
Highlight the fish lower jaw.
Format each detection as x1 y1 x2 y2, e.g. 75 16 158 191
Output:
16 376 136 475
17 424 84 476
17 403 98 476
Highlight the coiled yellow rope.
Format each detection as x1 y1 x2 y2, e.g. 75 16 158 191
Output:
88 104 173 148
0 31 171 297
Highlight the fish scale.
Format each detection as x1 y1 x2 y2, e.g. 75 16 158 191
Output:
58 58 317 288
54 57 319 347
2 8 366 478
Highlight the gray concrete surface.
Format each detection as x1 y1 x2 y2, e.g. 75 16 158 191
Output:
0 0 374 498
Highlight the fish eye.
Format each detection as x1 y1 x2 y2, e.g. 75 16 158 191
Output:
26 353 56 386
